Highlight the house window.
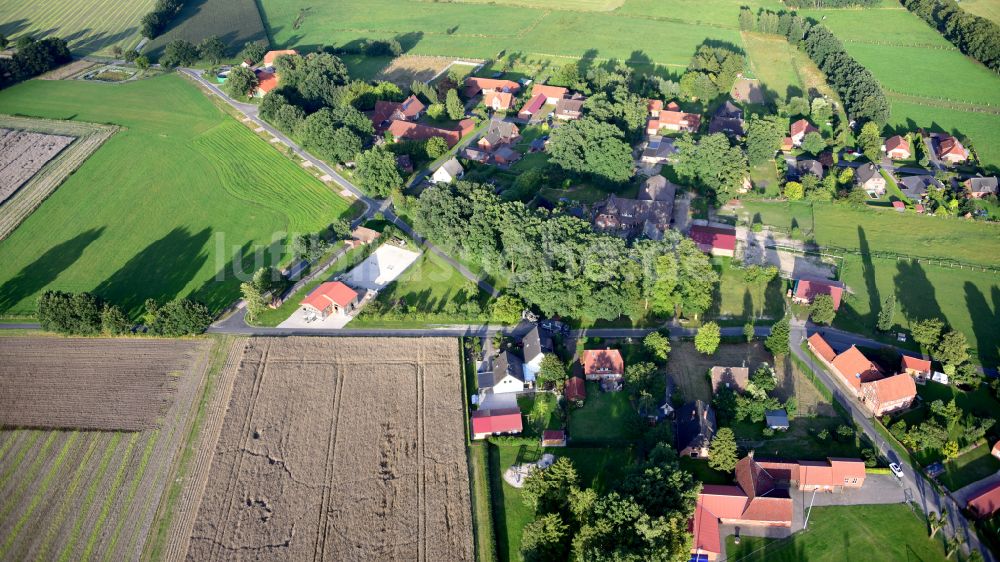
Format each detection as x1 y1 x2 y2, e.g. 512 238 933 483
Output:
690 451 698 457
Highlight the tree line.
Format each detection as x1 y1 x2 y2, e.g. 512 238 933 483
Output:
140 0 185 40
413 181 718 321
783 0 879 8
0 37 71 90
37 290 212 337
900 0 1000 73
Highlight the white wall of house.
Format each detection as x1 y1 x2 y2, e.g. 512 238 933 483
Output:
431 168 455 184
493 375 524 394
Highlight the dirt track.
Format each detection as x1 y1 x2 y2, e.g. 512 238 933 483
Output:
186 337 473 562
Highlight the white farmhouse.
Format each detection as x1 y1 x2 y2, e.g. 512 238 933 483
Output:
479 351 528 395
431 157 464 184
521 325 554 383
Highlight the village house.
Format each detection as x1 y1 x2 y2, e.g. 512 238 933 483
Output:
554 97 585 120
493 145 522 165
780 137 794 152
708 100 744 137
253 69 279 97
261 49 297 69
592 176 676 240
792 278 844 310
479 350 528 396
386 120 467 147
581 348 624 390
348 226 380 249
460 147 489 163
808 334 917 415
901 355 932 384
884 135 911 160
483 90 516 111
532 84 568 104
936 134 968 164
372 95 425 128
689 224 737 257
517 93 547 120
677 400 716 459
647 100 701 135
471 407 523 440
300 281 359 320
565 375 586 404
640 135 678 165
430 157 464 184
967 481 1000 520
789 119 819 147
860 373 917 416
790 158 824 180
898 175 942 200
478 119 521 152
521 325 554 381
964 176 998 199
855 163 886 198
709 366 750 393
464 77 521 98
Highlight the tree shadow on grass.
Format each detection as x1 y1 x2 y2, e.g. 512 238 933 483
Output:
893 259 946 329
0 227 105 313
93 227 211 317
857 226 880 328
964 282 999 367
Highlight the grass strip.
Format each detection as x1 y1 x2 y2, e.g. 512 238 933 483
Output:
469 442 497 562
80 432 141 561
57 433 122 562
0 431 80 558
35 433 101 562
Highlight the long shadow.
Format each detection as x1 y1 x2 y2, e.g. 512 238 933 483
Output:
190 240 254 313
93 227 211 317
893 259 946 329
743 288 754 321
964 282 999 367
856 227 881 328
0 227 105 313
486 444 512 562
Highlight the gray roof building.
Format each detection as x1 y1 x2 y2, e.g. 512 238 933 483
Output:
522 326 554 363
676 400 716 456
479 351 524 390
897 175 942 199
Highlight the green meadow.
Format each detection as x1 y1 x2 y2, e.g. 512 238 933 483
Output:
0 0 153 55
0 75 356 318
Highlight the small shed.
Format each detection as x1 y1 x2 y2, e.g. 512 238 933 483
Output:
564 376 586 404
541 429 567 447
765 409 790 431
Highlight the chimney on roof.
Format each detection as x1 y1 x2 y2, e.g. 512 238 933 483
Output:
748 449 755 459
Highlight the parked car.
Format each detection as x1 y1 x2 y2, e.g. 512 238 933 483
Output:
890 463 904 479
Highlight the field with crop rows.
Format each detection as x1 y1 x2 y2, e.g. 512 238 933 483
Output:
0 336 216 561
144 0 267 60
0 0 154 55
186 337 473 560
0 130 73 205
0 75 356 319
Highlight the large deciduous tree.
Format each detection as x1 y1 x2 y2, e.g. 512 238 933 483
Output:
355 146 402 197
546 117 634 184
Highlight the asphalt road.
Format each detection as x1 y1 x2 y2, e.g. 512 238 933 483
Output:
179 69 498 301
790 318 994 561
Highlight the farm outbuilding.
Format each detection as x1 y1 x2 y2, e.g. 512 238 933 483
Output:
300 281 359 319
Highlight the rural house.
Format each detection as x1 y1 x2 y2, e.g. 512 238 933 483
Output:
709 366 750 393
898 175 942 200
676 400 716 459
517 93 547 120
789 119 818 147
483 90 516 111
464 77 520 98
640 135 678 165
791 158 824 180
967 481 1000 520
592 176 676 240
792 278 844 310
901 355 932 383
831 345 883 393
471 407 523 440
581 348 624 390
885 135 911 160
493 145 522 165
855 163 886 198
253 70 279 97
554 97 585 121
860 373 917 416
565 376 586 404
261 49 297 69
521 325 554 381
386 120 462 146
689 224 737 257
708 100 744 137
964 176 998 199
300 281 359 320
532 84 568 104
478 119 521 152
936 134 968 164
479 351 528 395
431 157 464 184
371 95 426 128
647 103 701 135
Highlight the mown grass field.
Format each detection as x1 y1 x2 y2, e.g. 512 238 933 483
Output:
0 0 154 55
726 504 948 562
959 0 1000 23
0 75 355 318
741 32 803 102
887 100 1000 174
144 0 267 60
259 0 760 69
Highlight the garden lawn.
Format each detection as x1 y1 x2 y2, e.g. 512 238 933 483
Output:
517 393 562 437
730 417 865 460
834 254 1000 367
741 32 804 103
0 75 355 318
567 382 640 443
709 257 785 322
726 504 948 562
679 457 731 485
937 442 1000 492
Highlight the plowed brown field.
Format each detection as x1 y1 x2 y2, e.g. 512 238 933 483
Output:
186 337 473 562
0 337 216 562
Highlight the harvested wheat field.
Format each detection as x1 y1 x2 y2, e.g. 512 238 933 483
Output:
186 337 473 562
0 128 74 205
0 336 216 562
375 55 476 86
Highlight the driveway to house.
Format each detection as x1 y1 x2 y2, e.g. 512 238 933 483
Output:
789 317 995 561
800 475 907 508
923 135 944 171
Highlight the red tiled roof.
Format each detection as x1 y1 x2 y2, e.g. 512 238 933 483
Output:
532 84 567 100
828 458 866 483
937 135 967 159
398 95 426 118
689 225 737 252
471 407 523 435
893 200 906 209
808 333 837 362
581 349 624 376
542 429 565 441
565 376 586 402
790 118 818 138
465 77 520 97
372 100 401 127
386 120 461 147
484 91 516 110
262 49 297 66
902 355 931 373
741 497 794 523
831 346 881 391
301 281 358 311
518 92 546 116
666 101 680 111
794 279 844 310
647 99 664 114
968 481 1000 519
458 118 476 137
885 135 909 155
863 373 917 405
992 440 1000 457
256 70 279 94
